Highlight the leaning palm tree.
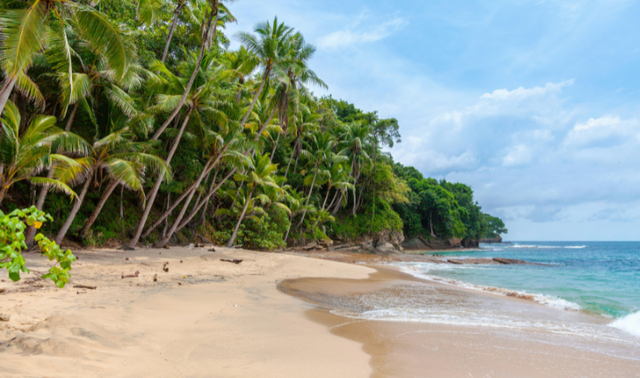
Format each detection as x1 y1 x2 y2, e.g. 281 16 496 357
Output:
296 132 346 227
237 17 293 128
55 129 168 243
283 189 315 243
225 153 279 247
339 122 371 215
128 51 231 248
0 101 88 205
52 129 170 241
0 0 136 115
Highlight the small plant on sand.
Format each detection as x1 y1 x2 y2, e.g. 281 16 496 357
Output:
0 207 76 288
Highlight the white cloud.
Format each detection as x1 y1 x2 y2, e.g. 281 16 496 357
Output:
564 115 640 146
480 79 574 101
317 16 407 49
503 145 533 166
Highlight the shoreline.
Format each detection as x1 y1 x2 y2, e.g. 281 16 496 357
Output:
1 246 638 377
279 264 640 378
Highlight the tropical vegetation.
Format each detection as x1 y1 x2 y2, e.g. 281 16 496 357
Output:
0 0 506 250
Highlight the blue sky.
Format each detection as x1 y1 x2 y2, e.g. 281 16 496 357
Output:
224 0 640 241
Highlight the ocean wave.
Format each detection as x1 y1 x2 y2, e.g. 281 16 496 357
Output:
610 311 640 338
509 244 587 249
397 264 582 311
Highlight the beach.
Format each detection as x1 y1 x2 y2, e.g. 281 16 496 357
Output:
1 246 639 377
0 246 373 378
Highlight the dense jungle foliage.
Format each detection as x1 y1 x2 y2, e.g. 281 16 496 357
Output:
0 0 506 250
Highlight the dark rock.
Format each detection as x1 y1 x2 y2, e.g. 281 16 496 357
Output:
493 257 528 265
481 235 503 243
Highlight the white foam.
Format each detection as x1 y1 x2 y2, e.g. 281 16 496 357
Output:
509 244 586 249
396 263 582 312
610 311 640 338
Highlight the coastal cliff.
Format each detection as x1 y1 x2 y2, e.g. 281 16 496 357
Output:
480 235 503 243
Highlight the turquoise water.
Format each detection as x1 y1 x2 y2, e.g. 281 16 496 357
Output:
394 241 640 337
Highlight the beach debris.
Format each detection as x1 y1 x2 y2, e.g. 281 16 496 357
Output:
220 259 243 264
302 242 317 251
178 282 182 285
121 271 140 279
73 285 97 290
153 274 158 282
77 290 87 294
180 260 183 263
125 257 129 261
208 247 216 252
194 243 206 248
163 245 170 250
163 262 169 272
0 314 10 322
0 288 5 293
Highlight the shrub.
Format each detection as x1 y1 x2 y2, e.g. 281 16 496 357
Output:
0 207 76 288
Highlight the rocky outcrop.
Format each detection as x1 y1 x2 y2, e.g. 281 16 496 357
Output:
480 235 503 243
461 238 480 248
401 236 463 250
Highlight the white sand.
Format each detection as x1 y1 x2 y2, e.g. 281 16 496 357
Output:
0 246 374 378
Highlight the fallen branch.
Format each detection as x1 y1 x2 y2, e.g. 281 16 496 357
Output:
73 285 97 290
220 259 243 264
122 271 140 279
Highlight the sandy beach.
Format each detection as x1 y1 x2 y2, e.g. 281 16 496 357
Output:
0 246 373 378
1 246 639 377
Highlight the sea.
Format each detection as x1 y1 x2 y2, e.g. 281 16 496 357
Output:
329 241 640 353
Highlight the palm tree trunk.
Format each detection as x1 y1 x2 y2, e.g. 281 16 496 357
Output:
128 108 193 248
283 220 293 244
284 138 297 176
141 151 222 238
240 68 271 129
0 185 7 205
327 190 339 212
119 184 124 218
297 165 318 227
65 102 80 131
155 165 213 247
198 168 220 227
0 76 17 116
310 188 332 231
25 169 55 245
332 190 344 215
254 106 277 142
225 186 255 247
351 186 357 216
55 175 93 245
151 7 218 140
162 193 170 238
293 151 300 174
174 167 235 233
270 133 280 161
161 2 184 63
80 179 120 238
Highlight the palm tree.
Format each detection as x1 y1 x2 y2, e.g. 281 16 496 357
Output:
237 17 293 130
0 0 136 115
147 0 227 141
296 132 345 228
127 51 233 248
225 153 279 247
284 106 320 176
283 189 314 243
339 122 371 215
0 101 88 205
61 129 170 241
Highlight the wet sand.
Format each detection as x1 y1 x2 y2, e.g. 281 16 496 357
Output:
279 266 640 378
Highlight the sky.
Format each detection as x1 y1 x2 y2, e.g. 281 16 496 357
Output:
223 0 640 241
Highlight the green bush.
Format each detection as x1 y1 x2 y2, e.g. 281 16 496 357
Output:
0 207 76 288
328 198 403 240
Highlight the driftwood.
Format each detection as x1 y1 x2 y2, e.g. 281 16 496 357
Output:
73 285 97 290
220 259 243 264
122 271 140 279
163 262 169 272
